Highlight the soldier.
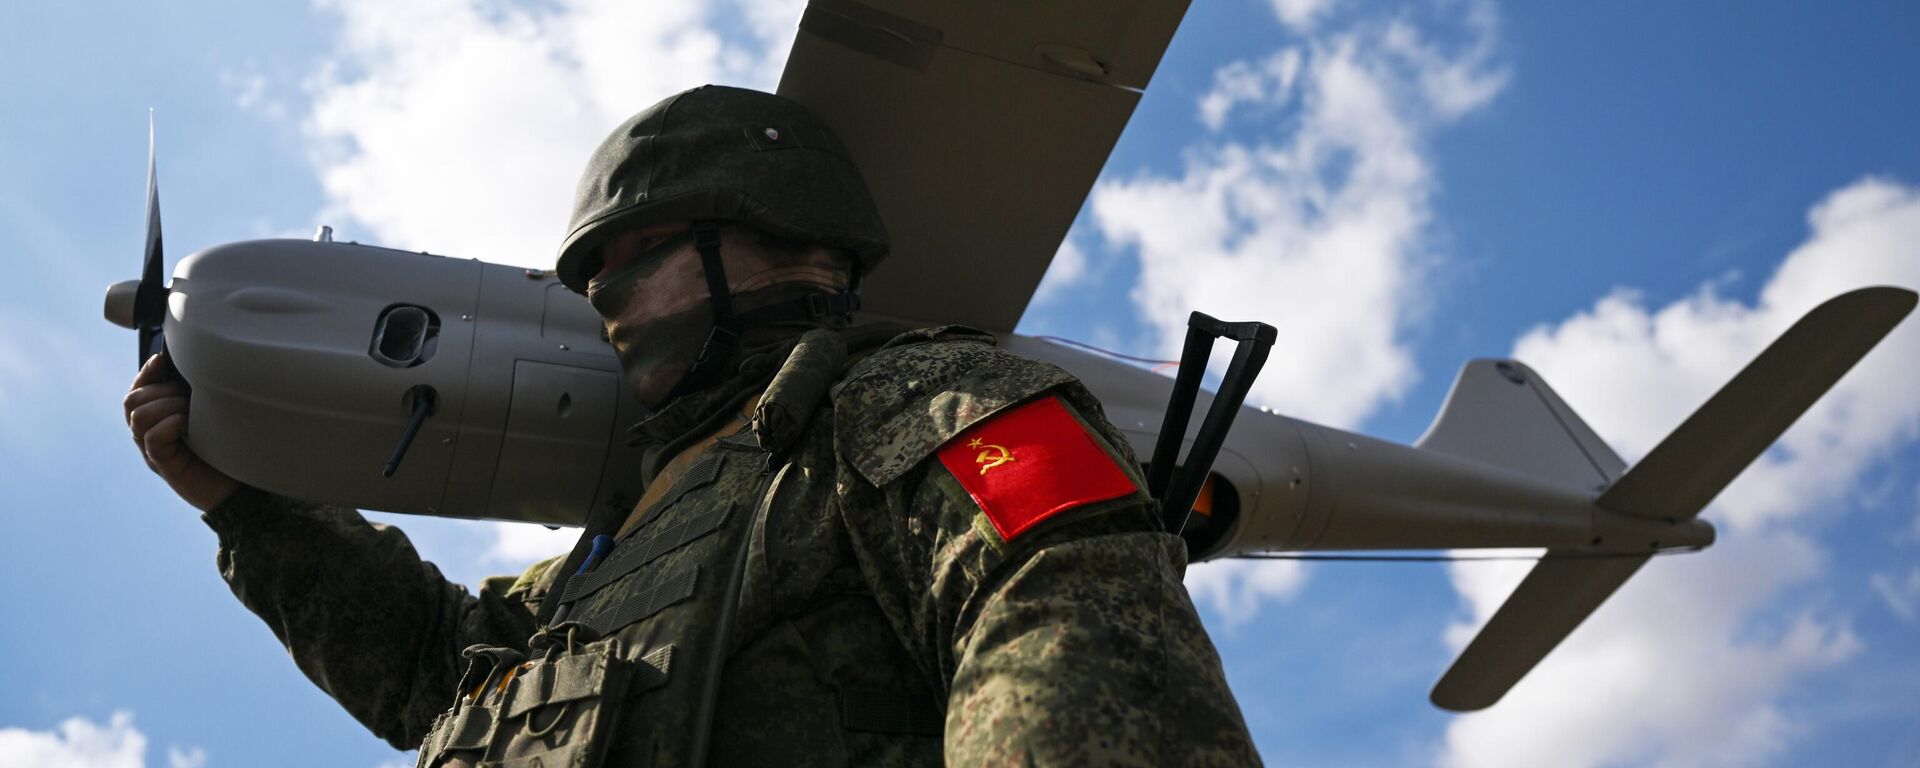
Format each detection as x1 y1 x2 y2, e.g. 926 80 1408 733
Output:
125 85 1260 766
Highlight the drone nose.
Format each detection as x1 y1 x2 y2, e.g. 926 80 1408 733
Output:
105 279 140 329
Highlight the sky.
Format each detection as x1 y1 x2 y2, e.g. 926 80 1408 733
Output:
2 0 1918 766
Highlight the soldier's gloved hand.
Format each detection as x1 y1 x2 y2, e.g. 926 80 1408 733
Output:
126 352 239 511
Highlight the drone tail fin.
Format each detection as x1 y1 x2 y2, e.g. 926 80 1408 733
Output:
1415 357 1626 492
1426 286 1915 713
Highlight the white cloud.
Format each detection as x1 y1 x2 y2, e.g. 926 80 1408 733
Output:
1029 239 1090 303
485 520 579 565
1380 5 1506 120
0 712 145 768
1184 557 1308 625
301 0 799 268
1270 0 1334 32
1091 0 1506 430
221 63 288 121
1440 177 1920 767
1197 49 1302 132
164 746 205 768
1869 567 1920 622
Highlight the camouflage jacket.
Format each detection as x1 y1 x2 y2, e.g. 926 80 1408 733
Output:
204 326 1259 766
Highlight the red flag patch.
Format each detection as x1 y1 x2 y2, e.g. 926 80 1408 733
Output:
937 395 1139 541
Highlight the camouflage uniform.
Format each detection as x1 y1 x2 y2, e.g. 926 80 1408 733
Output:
207 325 1260 765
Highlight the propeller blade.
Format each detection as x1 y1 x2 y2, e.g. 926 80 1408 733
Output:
134 110 166 365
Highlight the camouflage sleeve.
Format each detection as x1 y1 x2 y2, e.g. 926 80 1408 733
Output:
201 484 557 750
833 333 1260 765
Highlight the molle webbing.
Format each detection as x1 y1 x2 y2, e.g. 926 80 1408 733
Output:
504 652 610 720
560 501 733 605
433 703 496 753
535 496 629 629
639 454 728 530
577 566 700 637
501 646 672 720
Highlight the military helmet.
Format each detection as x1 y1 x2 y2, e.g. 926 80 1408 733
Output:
555 85 889 294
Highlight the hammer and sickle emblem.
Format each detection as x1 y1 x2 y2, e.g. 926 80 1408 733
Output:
967 437 1016 475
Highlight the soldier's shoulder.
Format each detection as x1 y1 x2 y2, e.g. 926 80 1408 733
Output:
494 553 567 607
830 325 1078 487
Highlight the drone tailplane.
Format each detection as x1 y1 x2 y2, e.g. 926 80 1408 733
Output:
1413 358 1646 712
1429 286 1915 712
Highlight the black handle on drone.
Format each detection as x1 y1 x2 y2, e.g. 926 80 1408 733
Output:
1147 311 1276 536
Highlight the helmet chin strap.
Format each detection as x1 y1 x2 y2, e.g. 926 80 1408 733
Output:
665 220 864 400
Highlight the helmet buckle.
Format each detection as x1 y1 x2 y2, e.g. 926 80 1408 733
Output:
804 293 832 317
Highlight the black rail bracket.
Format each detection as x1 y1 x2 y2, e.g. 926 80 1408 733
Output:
1147 311 1277 536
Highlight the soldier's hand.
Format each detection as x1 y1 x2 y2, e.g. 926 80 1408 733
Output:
126 353 239 511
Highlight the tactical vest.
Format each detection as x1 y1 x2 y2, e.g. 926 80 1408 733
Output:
416 330 944 767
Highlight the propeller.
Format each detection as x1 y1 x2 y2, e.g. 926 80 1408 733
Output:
104 111 168 368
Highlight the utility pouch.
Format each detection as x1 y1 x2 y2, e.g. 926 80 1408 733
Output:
416 644 525 768
415 703 497 768
479 624 655 768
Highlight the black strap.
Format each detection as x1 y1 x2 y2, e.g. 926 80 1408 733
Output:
688 457 790 768
693 220 731 324
669 221 860 400
730 291 861 326
669 221 743 399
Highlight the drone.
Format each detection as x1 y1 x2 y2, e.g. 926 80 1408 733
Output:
101 0 1913 712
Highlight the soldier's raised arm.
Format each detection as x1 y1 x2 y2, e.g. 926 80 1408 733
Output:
833 332 1261 766
125 353 553 749
204 488 557 749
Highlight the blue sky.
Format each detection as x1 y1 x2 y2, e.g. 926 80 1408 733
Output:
3 1 1918 766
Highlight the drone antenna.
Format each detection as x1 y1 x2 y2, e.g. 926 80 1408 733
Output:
382 386 438 477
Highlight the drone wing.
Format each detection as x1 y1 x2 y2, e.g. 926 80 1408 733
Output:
777 0 1191 332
